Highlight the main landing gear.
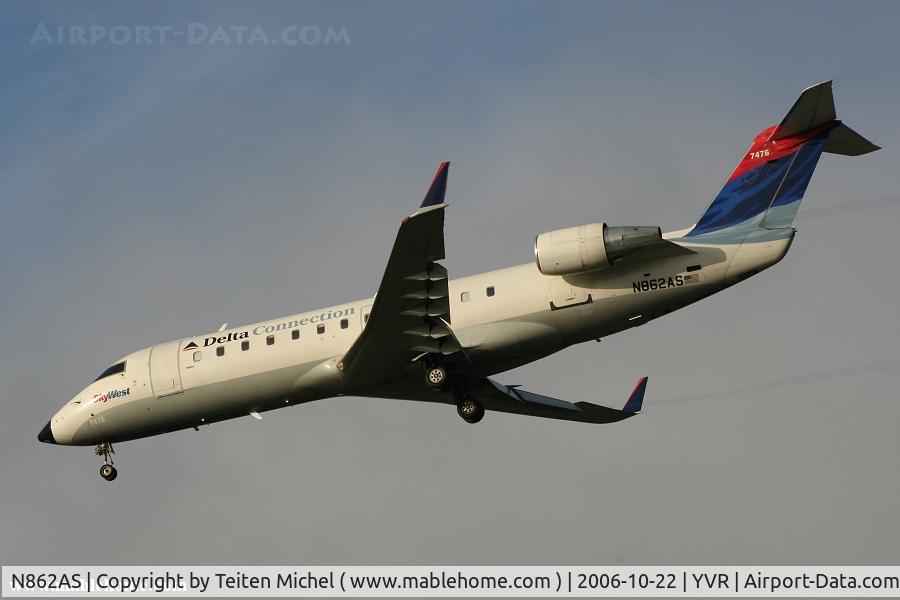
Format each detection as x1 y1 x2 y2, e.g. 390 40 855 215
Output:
425 365 449 390
95 442 117 481
456 396 485 424
422 362 484 423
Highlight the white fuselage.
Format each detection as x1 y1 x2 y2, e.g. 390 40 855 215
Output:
46 232 792 446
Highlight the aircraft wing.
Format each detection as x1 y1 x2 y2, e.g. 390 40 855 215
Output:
391 376 647 423
456 376 647 423
339 162 465 386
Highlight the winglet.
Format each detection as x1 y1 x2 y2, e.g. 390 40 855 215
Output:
622 376 648 413
420 162 450 208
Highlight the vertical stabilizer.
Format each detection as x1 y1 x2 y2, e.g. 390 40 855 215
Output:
686 81 878 240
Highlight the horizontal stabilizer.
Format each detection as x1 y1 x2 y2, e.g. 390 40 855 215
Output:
823 123 881 156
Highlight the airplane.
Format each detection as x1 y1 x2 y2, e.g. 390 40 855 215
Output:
38 81 878 480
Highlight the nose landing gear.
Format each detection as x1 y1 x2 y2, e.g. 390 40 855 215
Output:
95 442 118 481
100 464 117 481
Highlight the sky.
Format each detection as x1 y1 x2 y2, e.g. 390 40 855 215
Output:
2 0 900 566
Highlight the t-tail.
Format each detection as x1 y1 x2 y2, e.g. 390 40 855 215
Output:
685 81 879 241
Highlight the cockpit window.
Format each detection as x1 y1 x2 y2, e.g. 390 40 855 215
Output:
93 361 126 382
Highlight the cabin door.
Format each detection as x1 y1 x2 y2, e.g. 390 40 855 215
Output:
149 341 185 398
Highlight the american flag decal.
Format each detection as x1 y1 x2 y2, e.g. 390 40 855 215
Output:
684 274 700 284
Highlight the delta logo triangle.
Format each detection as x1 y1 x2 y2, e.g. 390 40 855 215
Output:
183 341 199 351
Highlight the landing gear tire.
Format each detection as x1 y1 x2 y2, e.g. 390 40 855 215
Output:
95 442 117 482
100 464 118 481
456 397 485 424
425 365 449 390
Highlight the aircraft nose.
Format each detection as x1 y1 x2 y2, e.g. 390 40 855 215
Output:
38 421 56 444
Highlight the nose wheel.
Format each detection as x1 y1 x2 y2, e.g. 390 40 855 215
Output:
94 442 118 481
100 464 117 481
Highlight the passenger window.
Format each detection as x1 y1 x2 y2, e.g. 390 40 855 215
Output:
317 324 325 335
266 335 275 346
291 329 300 340
486 286 495 297
93 361 126 382
193 351 202 362
241 340 249 351
340 318 348 329
216 346 224 357
461 292 470 303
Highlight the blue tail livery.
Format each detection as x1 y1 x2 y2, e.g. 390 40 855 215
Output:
687 81 879 239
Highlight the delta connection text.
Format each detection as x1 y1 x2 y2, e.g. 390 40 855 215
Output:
197 306 356 347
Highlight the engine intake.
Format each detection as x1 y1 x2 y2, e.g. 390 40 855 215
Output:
534 223 662 275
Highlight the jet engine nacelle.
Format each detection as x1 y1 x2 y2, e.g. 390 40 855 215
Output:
534 223 662 275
